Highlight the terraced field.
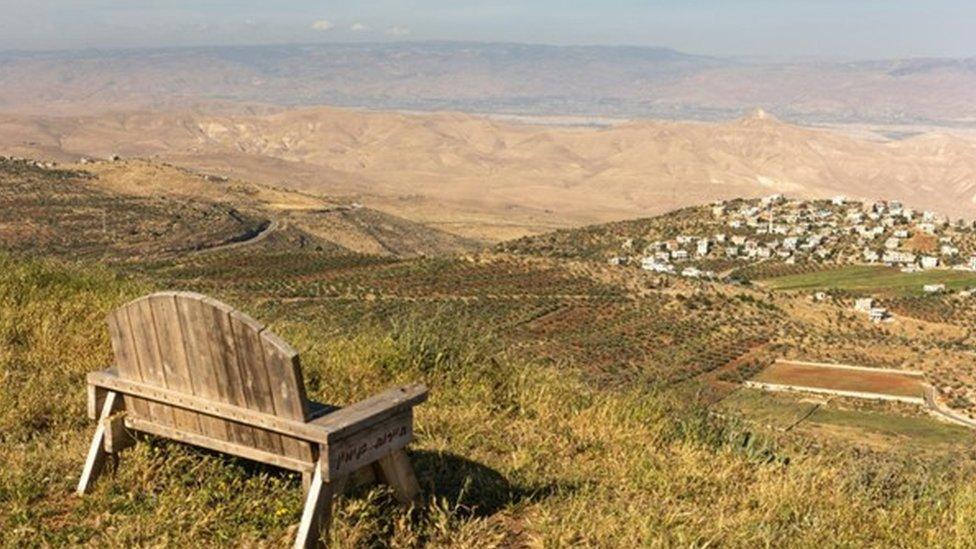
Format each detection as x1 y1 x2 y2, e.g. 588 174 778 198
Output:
140 248 775 385
0 159 267 260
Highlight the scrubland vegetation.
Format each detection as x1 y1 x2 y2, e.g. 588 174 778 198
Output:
5 253 976 547
6 160 976 546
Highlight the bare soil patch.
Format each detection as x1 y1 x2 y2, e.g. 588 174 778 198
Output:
752 361 925 399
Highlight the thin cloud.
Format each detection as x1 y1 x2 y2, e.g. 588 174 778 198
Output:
310 19 334 31
350 22 369 32
386 26 410 37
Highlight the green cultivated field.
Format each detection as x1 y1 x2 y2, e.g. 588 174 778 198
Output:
760 265 976 296
720 389 974 452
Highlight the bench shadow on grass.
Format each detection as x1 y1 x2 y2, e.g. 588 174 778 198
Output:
406 449 575 517
138 437 573 520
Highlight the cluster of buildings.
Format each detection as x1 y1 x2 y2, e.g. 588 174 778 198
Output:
609 195 976 281
1 156 58 170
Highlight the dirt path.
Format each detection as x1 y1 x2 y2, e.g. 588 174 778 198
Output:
923 385 976 428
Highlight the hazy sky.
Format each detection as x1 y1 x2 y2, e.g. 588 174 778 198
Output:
0 1 973 59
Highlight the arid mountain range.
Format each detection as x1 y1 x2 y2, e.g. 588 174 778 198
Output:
2 42 976 126
3 105 976 241
3 41 976 241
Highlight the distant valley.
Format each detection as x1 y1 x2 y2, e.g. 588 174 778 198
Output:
3 42 976 128
3 105 976 242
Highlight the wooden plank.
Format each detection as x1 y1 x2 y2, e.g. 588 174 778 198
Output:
310 384 428 441
77 391 123 495
226 310 284 455
203 301 259 449
88 370 423 446
376 449 421 503
125 416 314 473
260 329 315 462
175 295 231 442
324 410 413 481
294 461 333 549
147 294 202 433
87 383 107 420
260 330 310 419
103 413 135 454
106 310 149 418
125 299 175 427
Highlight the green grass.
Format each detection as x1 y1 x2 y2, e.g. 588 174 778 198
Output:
720 388 974 452
760 265 976 296
7 253 976 546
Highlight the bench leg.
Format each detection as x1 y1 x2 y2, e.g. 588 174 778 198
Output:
76 390 123 495
294 461 334 549
376 449 421 504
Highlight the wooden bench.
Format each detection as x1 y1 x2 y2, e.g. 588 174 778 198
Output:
77 291 428 548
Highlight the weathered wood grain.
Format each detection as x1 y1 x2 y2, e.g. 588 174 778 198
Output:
146 293 201 433
174 294 232 442
127 298 175 427
325 410 413 480
77 390 123 495
376 449 421 504
89 369 426 446
294 461 333 549
106 309 150 418
89 291 426 549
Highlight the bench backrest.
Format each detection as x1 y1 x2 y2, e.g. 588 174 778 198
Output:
106 291 315 468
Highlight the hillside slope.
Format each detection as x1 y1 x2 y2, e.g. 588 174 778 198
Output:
3 107 976 240
5 234 976 544
0 157 480 260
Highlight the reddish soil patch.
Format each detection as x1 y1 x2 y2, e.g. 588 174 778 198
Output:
752 361 924 398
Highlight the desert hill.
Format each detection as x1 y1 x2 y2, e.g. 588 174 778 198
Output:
0 157 479 259
3 106 976 241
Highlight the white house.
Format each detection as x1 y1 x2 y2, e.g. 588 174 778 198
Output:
869 308 890 323
883 250 916 265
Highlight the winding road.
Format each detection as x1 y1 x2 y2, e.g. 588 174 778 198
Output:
189 218 279 256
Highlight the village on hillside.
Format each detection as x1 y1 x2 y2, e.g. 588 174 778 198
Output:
610 195 976 286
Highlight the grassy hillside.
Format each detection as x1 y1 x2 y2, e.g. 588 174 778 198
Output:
7 159 976 545
5 253 976 546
